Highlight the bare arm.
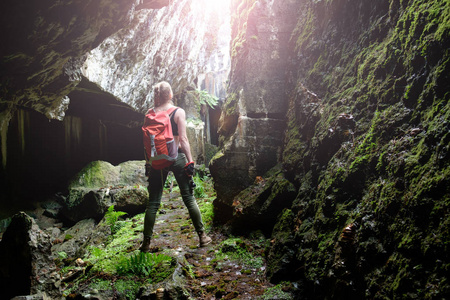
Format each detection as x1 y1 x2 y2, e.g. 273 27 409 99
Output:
174 108 194 163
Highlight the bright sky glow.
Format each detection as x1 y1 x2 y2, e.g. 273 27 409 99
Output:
194 0 231 22
201 0 230 12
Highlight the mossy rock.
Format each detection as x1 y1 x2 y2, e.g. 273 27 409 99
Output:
62 188 112 224
69 161 120 189
63 160 148 224
266 208 298 282
69 160 147 190
225 171 297 235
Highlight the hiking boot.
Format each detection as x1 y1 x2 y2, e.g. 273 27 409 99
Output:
139 236 151 253
198 231 212 247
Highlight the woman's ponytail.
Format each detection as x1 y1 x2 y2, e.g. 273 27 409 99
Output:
154 85 161 102
153 81 173 104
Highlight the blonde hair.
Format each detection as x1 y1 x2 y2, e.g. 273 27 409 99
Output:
154 81 173 104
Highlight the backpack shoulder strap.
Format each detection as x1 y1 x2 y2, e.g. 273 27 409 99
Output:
169 107 179 118
166 106 178 116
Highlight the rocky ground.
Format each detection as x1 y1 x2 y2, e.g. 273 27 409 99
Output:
0 164 295 299
53 179 294 299
136 193 275 299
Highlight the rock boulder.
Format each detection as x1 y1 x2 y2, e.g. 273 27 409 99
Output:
60 160 149 224
0 212 61 299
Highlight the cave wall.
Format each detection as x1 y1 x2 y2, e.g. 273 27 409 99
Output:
209 0 302 221
82 0 231 117
212 0 449 298
278 0 449 297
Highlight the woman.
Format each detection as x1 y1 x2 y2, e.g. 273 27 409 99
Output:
140 81 212 252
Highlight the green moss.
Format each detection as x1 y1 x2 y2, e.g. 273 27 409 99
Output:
274 209 294 239
259 282 294 300
206 285 217 292
205 143 219 166
198 197 214 231
270 174 296 196
308 51 328 79
88 278 141 299
69 161 119 189
355 111 380 155
231 32 246 58
210 150 224 164
396 0 450 53
64 234 74 241
215 238 264 269
349 154 370 173
114 279 141 299
222 92 239 116
293 5 315 51
84 214 146 274
230 0 256 58
239 0 450 297
89 278 112 292
78 161 104 188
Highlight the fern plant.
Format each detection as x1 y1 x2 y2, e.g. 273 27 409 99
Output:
116 252 173 277
105 205 127 234
191 89 219 109
193 174 206 198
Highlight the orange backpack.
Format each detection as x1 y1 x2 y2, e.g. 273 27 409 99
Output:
142 107 179 170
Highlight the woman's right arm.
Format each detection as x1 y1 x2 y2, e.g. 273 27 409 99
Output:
174 108 194 163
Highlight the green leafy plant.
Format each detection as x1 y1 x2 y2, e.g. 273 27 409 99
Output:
192 171 215 199
105 205 127 234
116 252 173 278
258 282 293 300
181 260 196 279
192 171 215 229
57 251 68 260
82 214 148 274
133 184 147 190
193 174 207 198
191 89 219 109
198 198 214 230
89 246 105 258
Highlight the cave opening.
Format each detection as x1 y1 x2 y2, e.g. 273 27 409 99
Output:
0 79 145 220
0 0 232 219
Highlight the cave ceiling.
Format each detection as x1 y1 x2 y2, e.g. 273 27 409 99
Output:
0 0 169 120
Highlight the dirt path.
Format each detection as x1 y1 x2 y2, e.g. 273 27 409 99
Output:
138 192 274 299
